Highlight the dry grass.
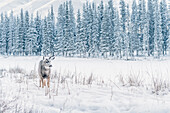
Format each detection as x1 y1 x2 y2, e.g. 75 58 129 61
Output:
9 67 25 74
127 73 144 87
151 76 170 95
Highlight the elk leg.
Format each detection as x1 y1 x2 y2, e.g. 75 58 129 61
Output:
42 79 44 88
43 79 46 88
47 77 50 88
39 79 41 87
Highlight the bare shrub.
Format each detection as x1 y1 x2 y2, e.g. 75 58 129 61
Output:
9 67 25 74
56 73 60 96
0 96 19 113
127 74 143 87
0 69 7 78
152 76 170 95
118 74 125 86
87 73 93 85
28 64 37 79
118 72 144 87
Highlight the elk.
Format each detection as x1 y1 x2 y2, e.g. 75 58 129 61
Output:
38 56 55 88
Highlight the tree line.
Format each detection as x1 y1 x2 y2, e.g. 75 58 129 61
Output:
0 0 169 59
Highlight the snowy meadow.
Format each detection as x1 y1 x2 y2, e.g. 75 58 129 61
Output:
0 0 169 112
0 56 170 113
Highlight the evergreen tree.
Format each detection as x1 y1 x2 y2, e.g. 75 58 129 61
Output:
50 5 56 55
82 2 89 57
91 3 99 57
154 0 163 58
142 0 149 57
56 4 65 56
78 5 88 57
9 11 15 55
4 13 10 55
88 3 94 57
29 14 37 55
68 0 76 56
46 11 54 55
137 0 144 55
97 0 104 56
24 11 30 55
160 0 168 55
100 5 110 57
19 9 25 55
12 17 18 55
62 1 70 56
35 12 42 55
148 0 155 56
0 13 5 55
114 9 122 58
15 16 20 55
131 0 138 57
108 0 116 57
76 9 84 57
119 0 127 56
126 4 130 59
42 17 50 56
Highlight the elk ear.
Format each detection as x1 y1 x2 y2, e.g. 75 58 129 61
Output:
49 56 55 60
51 57 55 60
43 56 45 60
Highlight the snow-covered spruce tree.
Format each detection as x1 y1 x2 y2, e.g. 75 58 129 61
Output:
160 0 168 55
87 3 98 57
114 9 122 59
108 0 116 57
46 11 55 55
126 4 130 60
63 1 71 56
35 12 42 55
0 13 5 55
24 11 30 55
100 5 110 58
56 4 65 56
137 0 144 56
142 0 150 57
68 0 76 56
15 16 20 55
87 3 93 57
77 7 87 57
154 0 163 58
51 5 55 39
82 2 89 57
51 5 59 56
119 0 127 57
76 9 84 57
49 5 56 56
97 0 104 57
57 1 76 57
28 14 37 55
91 3 99 57
4 13 10 55
148 0 155 56
12 17 18 55
42 16 50 56
130 0 138 57
8 11 15 55
85 2 94 57
18 9 25 55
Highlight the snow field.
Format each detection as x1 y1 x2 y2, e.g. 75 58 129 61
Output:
0 56 170 113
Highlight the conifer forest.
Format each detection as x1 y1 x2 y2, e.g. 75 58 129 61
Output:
0 0 169 59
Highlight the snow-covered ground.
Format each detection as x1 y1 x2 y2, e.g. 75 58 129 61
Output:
0 56 170 113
